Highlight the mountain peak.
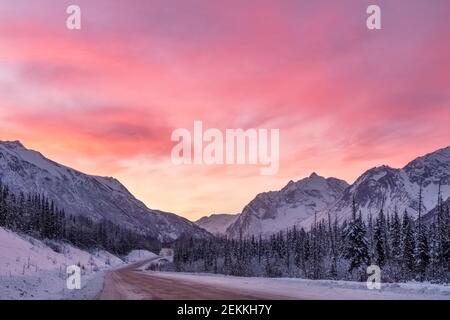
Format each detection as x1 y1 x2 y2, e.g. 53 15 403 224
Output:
309 172 319 178
404 146 450 168
228 171 348 238
0 140 25 149
0 139 210 241
195 213 239 235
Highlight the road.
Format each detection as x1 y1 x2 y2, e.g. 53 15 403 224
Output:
97 259 448 300
98 259 289 300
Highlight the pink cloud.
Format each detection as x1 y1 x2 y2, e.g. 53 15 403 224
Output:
0 0 449 219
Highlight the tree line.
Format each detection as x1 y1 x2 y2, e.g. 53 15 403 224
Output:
0 181 161 256
173 191 450 283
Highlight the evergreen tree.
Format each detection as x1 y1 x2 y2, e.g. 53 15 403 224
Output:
373 209 387 267
343 200 369 278
388 208 402 280
401 211 416 278
414 184 430 280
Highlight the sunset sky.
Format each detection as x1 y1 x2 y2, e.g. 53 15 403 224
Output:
1 0 449 220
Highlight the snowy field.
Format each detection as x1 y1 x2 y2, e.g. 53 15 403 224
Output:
0 227 124 299
144 271 450 300
0 269 107 300
2 226 450 300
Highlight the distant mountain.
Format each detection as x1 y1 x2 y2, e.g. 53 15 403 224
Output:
301 146 450 228
227 147 450 238
0 141 210 241
226 173 349 238
195 214 239 236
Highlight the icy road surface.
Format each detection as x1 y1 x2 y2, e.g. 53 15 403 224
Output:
98 260 450 300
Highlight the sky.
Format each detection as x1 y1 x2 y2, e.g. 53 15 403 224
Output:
0 0 449 220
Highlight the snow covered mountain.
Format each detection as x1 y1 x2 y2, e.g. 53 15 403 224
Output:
0 141 210 241
195 214 239 236
302 146 450 228
226 173 349 238
226 147 450 238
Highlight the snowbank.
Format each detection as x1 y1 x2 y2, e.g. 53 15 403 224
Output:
0 227 123 299
0 227 122 277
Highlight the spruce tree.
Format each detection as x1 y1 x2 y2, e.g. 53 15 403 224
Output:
343 200 369 278
373 209 387 267
414 184 430 280
401 211 416 278
389 208 402 279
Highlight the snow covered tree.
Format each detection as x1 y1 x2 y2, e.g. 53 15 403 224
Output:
367 212 374 263
343 200 369 279
414 225 429 280
414 184 430 280
373 209 387 267
386 208 403 280
401 211 416 279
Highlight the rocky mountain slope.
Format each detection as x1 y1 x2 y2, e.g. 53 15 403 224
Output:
226 173 349 238
0 141 210 241
227 147 450 238
420 197 450 225
303 146 450 228
195 214 239 236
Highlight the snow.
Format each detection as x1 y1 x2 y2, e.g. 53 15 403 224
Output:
143 271 450 300
0 141 68 178
138 256 174 271
0 269 106 300
2 223 448 300
124 250 158 263
371 171 387 181
0 227 123 299
227 146 450 237
195 214 239 235
0 227 122 277
159 248 174 257
228 173 348 238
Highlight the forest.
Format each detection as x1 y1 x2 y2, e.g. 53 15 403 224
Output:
2 177 449 283
0 181 161 256
173 197 450 283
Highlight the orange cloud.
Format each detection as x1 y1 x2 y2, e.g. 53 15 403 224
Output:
1 0 449 219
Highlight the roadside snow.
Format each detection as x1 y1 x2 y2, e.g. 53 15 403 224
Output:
0 269 106 300
0 227 124 300
144 271 450 300
0 227 123 277
124 250 158 263
138 256 174 271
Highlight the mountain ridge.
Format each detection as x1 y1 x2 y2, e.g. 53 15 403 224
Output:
195 213 239 236
226 172 349 238
0 140 210 241
226 146 450 238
